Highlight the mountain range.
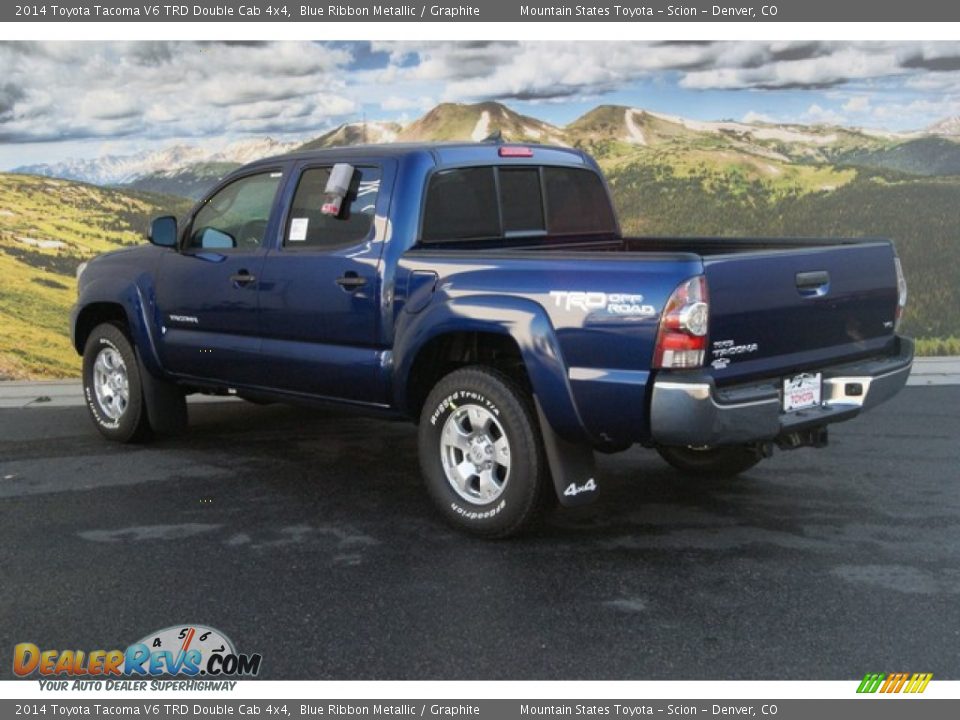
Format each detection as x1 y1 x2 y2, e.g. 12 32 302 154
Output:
13 137 301 188
13 102 960 200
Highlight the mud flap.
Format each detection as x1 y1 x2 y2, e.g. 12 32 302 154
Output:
136 351 187 435
535 398 599 507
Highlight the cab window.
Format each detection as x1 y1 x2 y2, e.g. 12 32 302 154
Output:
499 167 545 235
420 164 614 244
543 167 616 235
188 171 282 250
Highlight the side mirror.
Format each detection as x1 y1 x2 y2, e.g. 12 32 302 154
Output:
149 216 178 248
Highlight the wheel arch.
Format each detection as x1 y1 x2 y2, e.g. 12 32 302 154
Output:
393 295 592 445
73 302 130 354
72 280 165 376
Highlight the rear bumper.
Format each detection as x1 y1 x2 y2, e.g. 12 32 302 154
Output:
649 336 914 447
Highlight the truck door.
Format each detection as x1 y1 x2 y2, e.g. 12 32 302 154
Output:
255 161 393 403
154 168 285 385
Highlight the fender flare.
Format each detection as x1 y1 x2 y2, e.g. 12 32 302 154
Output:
74 273 166 377
392 294 595 445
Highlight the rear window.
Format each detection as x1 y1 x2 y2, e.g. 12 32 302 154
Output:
420 164 615 243
544 167 616 235
422 167 499 242
499 168 545 235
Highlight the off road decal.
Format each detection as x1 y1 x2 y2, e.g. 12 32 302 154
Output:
549 291 656 318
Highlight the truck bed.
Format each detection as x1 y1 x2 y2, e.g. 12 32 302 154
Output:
409 233 901 386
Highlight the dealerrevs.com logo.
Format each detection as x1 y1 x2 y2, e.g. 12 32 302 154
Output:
14 625 261 688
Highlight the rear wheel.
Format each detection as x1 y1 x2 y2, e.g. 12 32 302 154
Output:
418 366 546 538
656 444 762 478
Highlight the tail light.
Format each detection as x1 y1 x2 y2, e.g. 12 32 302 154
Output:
894 256 907 331
653 275 709 369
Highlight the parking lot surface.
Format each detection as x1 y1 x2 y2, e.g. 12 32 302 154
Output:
1 387 957 679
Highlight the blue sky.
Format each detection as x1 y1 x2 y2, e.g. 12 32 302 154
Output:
1 41 959 168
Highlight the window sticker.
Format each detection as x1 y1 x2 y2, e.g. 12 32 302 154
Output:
289 217 309 242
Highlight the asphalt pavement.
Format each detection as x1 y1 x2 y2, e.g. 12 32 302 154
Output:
0 386 957 680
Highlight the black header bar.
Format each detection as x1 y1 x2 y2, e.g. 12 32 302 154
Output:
5 1 960 23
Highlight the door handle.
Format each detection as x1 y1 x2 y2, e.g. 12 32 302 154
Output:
230 271 256 287
336 272 367 290
796 270 830 297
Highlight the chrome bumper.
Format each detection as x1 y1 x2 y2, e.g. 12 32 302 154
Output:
649 337 914 447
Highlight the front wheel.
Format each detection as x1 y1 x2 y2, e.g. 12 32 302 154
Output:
418 366 546 538
82 323 151 443
656 444 762 478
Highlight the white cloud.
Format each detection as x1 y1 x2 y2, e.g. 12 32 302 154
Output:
371 41 960 102
842 96 872 113
742 111 777 124
681 47 905 90
0 41 356 144
3 39 960 154
381 95 436 111
870 97 960 124
804 104 847 125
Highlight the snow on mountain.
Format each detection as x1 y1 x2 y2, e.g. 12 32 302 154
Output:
14 137 302 186
640 109 842 145
926 116 960 136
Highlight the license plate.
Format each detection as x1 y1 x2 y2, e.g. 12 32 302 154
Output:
783 372 822 412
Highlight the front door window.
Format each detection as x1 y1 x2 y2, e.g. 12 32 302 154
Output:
188 172 283 250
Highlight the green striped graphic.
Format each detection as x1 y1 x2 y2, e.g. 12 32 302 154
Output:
857 673 886 693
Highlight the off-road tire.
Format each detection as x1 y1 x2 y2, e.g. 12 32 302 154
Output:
419 366 546 538
82 323 151 443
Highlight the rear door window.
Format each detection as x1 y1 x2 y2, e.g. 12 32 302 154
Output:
285 166 381 249
422 167 499 242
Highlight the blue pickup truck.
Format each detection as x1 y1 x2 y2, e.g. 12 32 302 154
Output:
71 141 913 536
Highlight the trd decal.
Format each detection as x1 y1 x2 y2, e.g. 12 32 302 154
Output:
549 291 656 317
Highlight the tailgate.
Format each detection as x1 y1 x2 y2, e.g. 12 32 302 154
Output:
702 241 900 383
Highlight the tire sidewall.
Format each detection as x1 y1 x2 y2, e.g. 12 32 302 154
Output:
419 370 541 537
82 325 145 441
657 445 760 477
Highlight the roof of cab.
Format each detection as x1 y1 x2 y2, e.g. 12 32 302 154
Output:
248 141 589 169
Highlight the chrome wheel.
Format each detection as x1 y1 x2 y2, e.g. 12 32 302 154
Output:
440 404 511 505
92 346 129 421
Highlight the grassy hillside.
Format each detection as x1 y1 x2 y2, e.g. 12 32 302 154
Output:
606 162 960 340
833 137 960 176
0 174 189 379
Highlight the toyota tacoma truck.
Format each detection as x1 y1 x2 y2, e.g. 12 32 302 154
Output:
71 141 913 537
